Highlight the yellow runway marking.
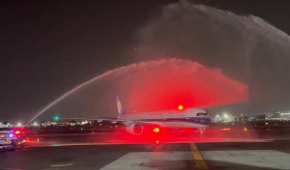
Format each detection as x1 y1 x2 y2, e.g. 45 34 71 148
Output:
191 144 208 170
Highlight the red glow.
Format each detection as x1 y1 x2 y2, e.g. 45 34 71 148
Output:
177 104 184 111
42 58 248 119
221 128 231 131
15 130 21 135
13 128 26 138
120 59 248 113
152 127 161 134
111 124 257 144
154 140 160 145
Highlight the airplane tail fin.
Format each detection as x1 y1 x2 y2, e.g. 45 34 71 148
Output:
116 96 123 118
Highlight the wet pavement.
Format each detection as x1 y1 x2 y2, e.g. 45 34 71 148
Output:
2 137 290 170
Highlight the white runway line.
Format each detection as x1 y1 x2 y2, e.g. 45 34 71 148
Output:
100 151 192 170
203 150 290 170
50 163 73 168
101 149 290 170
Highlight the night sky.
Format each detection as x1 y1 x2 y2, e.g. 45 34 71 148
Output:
1 0 290 121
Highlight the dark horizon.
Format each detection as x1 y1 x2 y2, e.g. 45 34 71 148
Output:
1 0 290 121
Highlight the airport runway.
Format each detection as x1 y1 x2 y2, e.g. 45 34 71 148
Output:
2 138 290 170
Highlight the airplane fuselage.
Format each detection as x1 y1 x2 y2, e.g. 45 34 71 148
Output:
119 108 211 129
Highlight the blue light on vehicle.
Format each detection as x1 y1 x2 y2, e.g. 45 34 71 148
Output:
8 133 14 138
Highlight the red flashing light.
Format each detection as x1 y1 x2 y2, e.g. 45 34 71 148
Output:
15 130 21 135
177 104 184 111
14 128 25 137
152 127 160 134
221 128 231 131
154 140 160 145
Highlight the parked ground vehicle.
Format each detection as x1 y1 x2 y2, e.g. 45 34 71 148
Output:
0 128 26 151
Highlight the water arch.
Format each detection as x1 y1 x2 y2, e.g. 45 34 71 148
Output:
33 58 248 121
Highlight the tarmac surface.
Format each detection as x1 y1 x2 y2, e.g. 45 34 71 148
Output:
1 132 290 170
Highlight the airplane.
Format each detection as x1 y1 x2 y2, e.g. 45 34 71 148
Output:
113 96 212 136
